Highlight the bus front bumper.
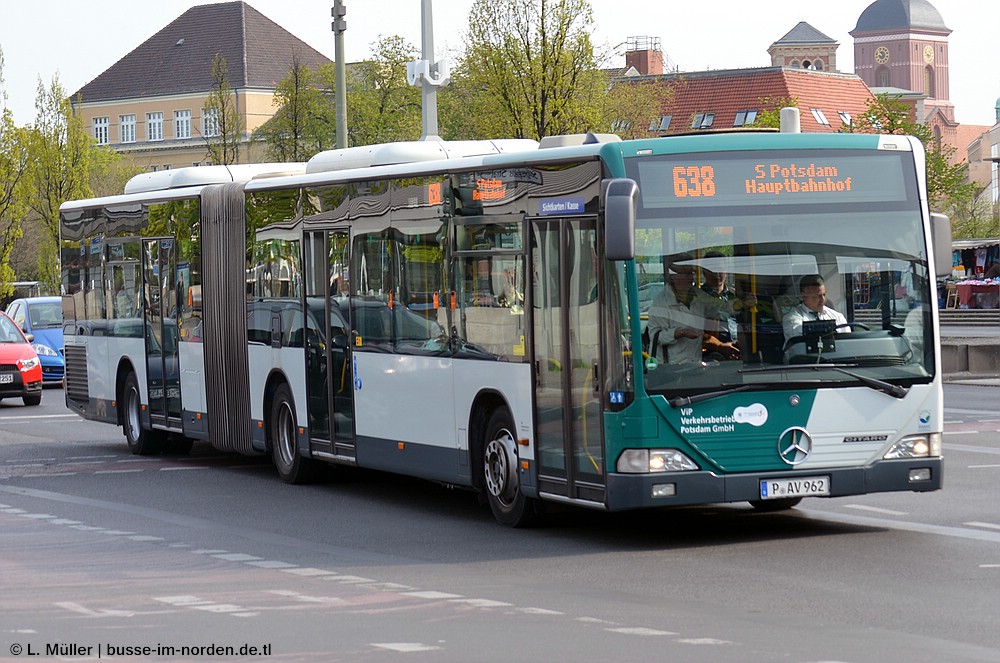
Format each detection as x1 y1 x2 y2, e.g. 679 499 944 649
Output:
604 457 942 511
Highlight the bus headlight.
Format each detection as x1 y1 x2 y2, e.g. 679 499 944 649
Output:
883 433 941 459
617 449 699 473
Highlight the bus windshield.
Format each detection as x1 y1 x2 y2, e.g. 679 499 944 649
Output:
626 148 934 397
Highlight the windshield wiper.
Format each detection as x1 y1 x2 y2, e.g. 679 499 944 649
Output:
668 384 758 408
741 363 908 399
829 366 908 398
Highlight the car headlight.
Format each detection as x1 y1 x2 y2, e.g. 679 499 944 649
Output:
616 449 699 473
31 343 59 357
883 433 941 459
18 357 40 371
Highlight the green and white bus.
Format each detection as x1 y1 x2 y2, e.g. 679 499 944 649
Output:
60 129 949 526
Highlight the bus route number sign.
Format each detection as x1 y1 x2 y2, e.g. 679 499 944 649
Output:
672 165 716 198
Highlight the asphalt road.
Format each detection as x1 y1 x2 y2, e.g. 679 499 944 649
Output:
0 386 998 662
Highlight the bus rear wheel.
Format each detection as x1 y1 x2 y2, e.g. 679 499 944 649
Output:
482 409 535 527
122 372 161 455
270 383 318 484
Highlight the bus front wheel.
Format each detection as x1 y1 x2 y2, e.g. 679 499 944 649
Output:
122 373 161 455
270 383 318 484
482 409 535 527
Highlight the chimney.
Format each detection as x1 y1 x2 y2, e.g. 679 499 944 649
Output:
625 36 664 76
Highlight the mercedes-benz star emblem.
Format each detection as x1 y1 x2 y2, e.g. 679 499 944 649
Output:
778 427 812 465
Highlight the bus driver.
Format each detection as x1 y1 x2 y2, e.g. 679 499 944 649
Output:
782 274 850 340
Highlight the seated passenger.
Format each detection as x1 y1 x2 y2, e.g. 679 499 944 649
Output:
782 274 850 340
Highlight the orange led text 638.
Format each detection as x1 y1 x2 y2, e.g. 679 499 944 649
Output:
672 165 716 197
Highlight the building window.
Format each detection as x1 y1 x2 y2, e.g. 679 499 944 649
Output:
924 65 935 98
146 112 163 141
120 114 136 143
733 110 758 127
175 110 191 139
691 113 715 129
810 108 830 126
838 111 852 126
877 67 890 87
202 108 219 137
657 115 672 131
93 117 109 145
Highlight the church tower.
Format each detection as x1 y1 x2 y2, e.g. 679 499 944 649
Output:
850 0 953 131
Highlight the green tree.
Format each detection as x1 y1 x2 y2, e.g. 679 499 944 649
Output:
0 49 31 300
26 78 95 290
204 54 242 165
457 0 605 139
253 53 335 161
336 35 422 146
846 93 977 217
745 96 799 129
602 77 675 140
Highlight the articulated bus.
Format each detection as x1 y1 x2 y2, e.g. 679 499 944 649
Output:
60 129 950 526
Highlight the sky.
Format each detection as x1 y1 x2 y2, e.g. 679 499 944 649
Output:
0 0 997 128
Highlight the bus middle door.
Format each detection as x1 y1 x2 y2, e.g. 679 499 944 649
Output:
142 237 182 430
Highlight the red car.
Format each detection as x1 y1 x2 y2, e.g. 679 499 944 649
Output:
0 310 43 406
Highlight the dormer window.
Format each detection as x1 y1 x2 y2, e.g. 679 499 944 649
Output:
691 113 715 129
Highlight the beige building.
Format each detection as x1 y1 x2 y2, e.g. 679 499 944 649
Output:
72 1 331 171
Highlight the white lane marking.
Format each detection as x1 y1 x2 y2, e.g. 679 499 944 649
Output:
944 430 978 435
96 469 144 474
676 638 733 645
969 464 1000 468
516 607 564 615
268 590 349 605
980 564 1000 568
605 627 676 636
372 643 443 653
128 535 165 542
800 509 1000 543
402 591 464 600
20 513 57 519
160 466 209 471
0 414 78 421
322 575 375 584
281 567 337 577
212 553 263 562
843 504 908 516
449 598 513 608
246 560 297 569
964 521 1000 531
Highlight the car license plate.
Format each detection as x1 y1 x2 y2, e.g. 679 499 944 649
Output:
760 476 830 499
0 373 13 384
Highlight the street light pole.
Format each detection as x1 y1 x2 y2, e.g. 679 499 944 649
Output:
406 0 449 141
331 0 348 149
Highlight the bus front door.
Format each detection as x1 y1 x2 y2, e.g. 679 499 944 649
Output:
531 218 606 505
143 237 182 430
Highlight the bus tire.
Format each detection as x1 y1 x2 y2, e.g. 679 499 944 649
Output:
482 408 535 527
122 372 161 455
270 383 318 484
749 497 803 512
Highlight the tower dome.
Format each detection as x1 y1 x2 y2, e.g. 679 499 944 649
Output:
851 0 949 35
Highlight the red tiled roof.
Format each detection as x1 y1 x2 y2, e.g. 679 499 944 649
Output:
638 67 875 134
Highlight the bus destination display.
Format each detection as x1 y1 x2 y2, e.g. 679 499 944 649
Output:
634 152 911 208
